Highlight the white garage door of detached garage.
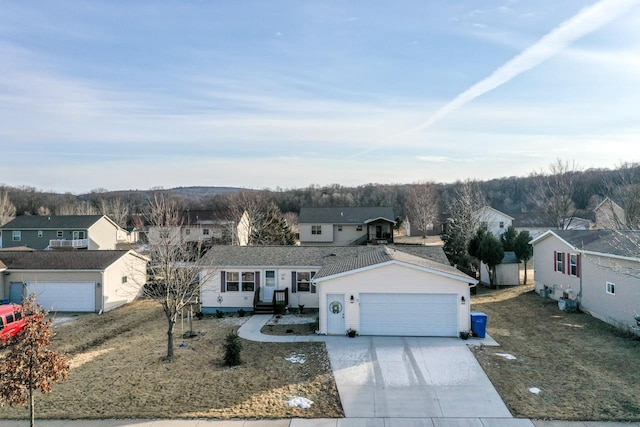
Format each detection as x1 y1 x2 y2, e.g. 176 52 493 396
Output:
359 293 458 337
27 282 96 312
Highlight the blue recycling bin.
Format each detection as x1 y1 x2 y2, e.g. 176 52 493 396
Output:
470 312 488 338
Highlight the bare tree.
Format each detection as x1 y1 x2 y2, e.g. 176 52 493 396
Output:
0 190 16 226
405 182 439 237
99 197 130 227
224 190 270 245
143 193 210 360
0 295 70 427
531 159 581 229
605 162 640 229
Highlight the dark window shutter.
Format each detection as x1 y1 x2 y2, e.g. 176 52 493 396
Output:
564 253 568 274
553 251 557 271
291 271 297 293
220 271 226 293
310 271 317 293
576 254 581 277
255 271 260 288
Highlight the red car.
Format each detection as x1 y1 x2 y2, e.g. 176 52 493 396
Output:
0 303 26 345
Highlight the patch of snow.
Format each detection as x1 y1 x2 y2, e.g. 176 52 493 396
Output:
495 353 517 360
529 387 541 394
285 353 306 364
287 396 313 408
266 314 317 325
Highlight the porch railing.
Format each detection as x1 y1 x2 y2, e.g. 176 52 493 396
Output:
49 239 89 248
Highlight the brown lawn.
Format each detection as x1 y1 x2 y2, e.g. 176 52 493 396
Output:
0 300 343 420
471 284 640 421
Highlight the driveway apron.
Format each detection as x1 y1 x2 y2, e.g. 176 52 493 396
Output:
325 336 512 419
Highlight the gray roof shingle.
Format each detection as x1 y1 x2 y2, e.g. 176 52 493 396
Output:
1 215 106 230
0 250 133 270
553 230 640 259
299 207 395 224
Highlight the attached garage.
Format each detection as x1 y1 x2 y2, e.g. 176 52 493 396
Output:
27 282 96 312
315 246 477 336
359 293 458 336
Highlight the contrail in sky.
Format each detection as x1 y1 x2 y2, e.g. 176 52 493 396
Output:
401 0 639 137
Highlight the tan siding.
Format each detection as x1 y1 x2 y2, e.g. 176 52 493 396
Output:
299 223 334 244
103 253 147 312
87 217 119 250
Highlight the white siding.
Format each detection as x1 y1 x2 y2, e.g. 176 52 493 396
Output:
299 223 334 244
331 224 367 245
102 252 147 312
319 263 470 335
533 235 581 299
87 217 119 250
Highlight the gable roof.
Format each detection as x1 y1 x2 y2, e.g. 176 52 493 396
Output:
0 250 143 270
474 206 514 220
299 207 395 224
1 215 107 230
530 229 640 260
202 244 450 269
509 212 556 228
313 246 477 283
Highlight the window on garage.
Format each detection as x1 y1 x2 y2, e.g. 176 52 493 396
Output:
12 231 21 241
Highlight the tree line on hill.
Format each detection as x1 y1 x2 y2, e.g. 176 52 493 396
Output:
1 160 639 234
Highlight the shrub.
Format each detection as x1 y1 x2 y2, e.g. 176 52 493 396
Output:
223 332 243 366
215 310 224 319
237 309 246 317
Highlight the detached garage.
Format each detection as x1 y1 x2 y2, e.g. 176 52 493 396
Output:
315 246 477 337
0 250 148 313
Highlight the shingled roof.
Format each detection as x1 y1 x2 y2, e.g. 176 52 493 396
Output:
535 230 640 259
299 207 395 224
1 215 106 230
0 250 137 270
314 246 475 282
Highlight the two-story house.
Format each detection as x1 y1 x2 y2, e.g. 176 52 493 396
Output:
0 215 128 250
298 207 396 246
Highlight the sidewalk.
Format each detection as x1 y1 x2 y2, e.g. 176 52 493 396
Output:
0 418 637 426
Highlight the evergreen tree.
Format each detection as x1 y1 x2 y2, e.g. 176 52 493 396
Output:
514 230 533 285
500 225 517 252
479 233 504 287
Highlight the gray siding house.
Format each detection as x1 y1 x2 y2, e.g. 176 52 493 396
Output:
1 215 126 250
299 207 396 246
531 229 640 330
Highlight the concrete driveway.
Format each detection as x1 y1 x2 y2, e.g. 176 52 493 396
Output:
325 336 512 419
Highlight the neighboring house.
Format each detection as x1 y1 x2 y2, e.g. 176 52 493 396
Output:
0 250 148 313
147 209 236 247
404 213 448 237
0 215 128 250
510 212 556 239
530 229 640 330
473 206 513 237
200 244 476 337
480 251 520 286
593 197 626 230
561 216 592 230
298 207 396 246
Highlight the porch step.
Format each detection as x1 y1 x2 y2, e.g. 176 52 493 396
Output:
254 303 274 314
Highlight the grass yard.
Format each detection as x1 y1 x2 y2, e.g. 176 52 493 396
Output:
0 300 343 420
471 285 640 421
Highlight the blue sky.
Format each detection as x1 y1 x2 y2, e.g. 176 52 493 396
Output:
1 0 639 193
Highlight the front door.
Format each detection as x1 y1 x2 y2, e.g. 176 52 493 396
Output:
262 270 276 302
326 294 345 335
10 283 23 304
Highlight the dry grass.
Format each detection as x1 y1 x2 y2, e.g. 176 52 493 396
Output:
471 285 640 421
0 300 343 420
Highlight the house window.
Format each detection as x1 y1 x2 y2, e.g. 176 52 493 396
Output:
499 221 504 229
185 229 191 235
311 225 322 235
241 272 255 292
570 254 578 276
296 272 316 292
37 230 43 238
12 231 21 241
203 229 210 235
356 225 362 231
226 272 240 292
72 231 85 240
606 282 615 295
556 251 564 272
57 231 63 238
122 276 128 284
337 225 342 232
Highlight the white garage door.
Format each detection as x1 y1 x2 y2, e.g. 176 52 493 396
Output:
359 293 458 337
27 282 96 312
